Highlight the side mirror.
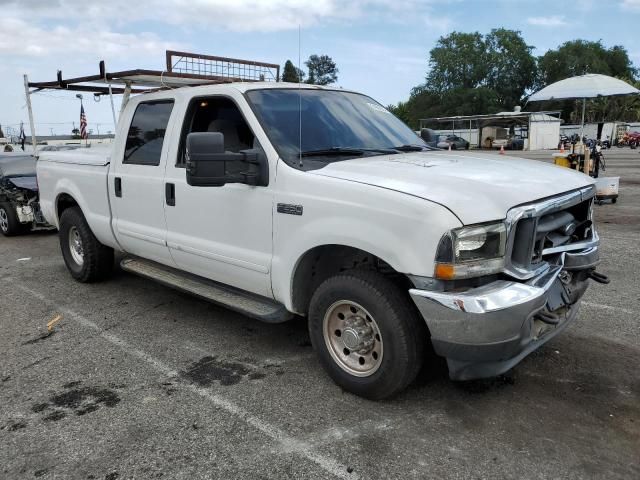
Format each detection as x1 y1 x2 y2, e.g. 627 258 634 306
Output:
185 132 267 187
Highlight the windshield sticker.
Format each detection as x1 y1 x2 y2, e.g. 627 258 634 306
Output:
366 102 392 114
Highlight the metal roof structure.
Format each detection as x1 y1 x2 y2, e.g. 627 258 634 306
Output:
23 51 281 156
420 109 564 150
420 110 562 129
27 50 281 95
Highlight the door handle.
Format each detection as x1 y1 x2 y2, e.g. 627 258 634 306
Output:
114 177 122 197
165 182 175 206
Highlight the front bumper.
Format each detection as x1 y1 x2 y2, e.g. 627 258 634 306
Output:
15 203 53 229
410 248 598 380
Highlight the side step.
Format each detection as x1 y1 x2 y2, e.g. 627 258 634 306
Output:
120 258 293 323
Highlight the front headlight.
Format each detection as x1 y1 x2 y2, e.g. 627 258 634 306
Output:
434 222 506 280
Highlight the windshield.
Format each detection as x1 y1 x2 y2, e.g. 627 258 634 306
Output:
245 89 426 168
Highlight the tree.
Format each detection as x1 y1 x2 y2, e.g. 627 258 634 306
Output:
0 125 4 138
537 40 637 87
426 32 488 92
282 60 305 83
485 28 536 109
305 54 338 85
391 29 536 128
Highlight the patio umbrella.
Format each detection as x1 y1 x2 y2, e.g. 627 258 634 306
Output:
527 74 640 139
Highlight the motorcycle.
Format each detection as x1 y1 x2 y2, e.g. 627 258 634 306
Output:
616 132 640 148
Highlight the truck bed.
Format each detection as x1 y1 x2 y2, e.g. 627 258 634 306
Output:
36 148 119 249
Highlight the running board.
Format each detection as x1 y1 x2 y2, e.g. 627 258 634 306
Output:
120 258 293 323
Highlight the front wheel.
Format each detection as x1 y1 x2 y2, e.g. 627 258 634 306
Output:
59 206 114 282
308 271 426 400
0 203 29 236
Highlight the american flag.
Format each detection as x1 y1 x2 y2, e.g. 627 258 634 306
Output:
80 104 88 140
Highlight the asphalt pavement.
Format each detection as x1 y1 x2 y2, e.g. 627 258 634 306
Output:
1 149 638 479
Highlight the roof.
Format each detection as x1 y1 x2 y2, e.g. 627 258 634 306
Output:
420 111 562 128
183 81 344 96
108 82 355 104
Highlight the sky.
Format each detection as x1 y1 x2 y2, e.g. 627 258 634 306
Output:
1 0 639 137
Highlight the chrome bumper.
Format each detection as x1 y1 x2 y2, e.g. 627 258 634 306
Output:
410 247 598 380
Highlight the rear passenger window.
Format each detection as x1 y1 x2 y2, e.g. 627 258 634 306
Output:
123 100 174 166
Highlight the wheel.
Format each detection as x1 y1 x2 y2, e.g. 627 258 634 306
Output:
612 198 617 204
59 206 114 282
308 270 426 400
0 202 29 236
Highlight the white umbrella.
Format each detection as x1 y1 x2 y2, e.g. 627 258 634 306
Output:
528 74 640 139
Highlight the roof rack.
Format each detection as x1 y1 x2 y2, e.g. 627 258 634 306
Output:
23 51 280 155
27 50 280 95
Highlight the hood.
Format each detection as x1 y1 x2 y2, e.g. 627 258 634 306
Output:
310 151 595 225
7 176 38 191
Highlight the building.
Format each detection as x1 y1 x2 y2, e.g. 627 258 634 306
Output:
420 107 561 151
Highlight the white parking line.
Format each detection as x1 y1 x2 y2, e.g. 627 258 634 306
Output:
10 282 356 480
582 301 634 316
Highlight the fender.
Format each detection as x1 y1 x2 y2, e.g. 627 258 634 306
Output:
52 172 119 250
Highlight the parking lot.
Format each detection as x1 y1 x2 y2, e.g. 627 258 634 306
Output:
1 149 638 480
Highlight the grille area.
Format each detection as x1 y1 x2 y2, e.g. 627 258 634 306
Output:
504 187 597 280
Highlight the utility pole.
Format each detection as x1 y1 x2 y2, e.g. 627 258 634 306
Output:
23 74 38 155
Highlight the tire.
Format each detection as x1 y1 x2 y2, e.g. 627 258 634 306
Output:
0 202 29 236
308 270 426 400
59 206 114 282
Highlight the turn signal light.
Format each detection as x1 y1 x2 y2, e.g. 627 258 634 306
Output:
434 263 455 280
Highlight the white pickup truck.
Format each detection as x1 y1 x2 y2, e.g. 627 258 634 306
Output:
37 83 606 399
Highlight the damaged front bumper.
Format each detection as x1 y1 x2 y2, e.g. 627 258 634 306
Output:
15 203 52 230
410 247 600 381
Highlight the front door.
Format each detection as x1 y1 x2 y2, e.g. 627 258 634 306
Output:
162 94 274 298
109 99 176 266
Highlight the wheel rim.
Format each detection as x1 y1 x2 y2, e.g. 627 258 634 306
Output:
68 226 84 266
0 208 8 232
323 300 383 377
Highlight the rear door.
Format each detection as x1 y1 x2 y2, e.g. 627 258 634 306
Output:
109 98 177 266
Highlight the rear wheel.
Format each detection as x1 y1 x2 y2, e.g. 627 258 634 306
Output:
308 270 426 400
0 203 29 236
59 207 114 282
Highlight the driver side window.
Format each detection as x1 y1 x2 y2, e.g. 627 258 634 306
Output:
177 96 259 166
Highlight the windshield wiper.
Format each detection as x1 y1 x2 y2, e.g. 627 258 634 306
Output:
300 147 397 158
300 147 365 157
391 144 426 152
